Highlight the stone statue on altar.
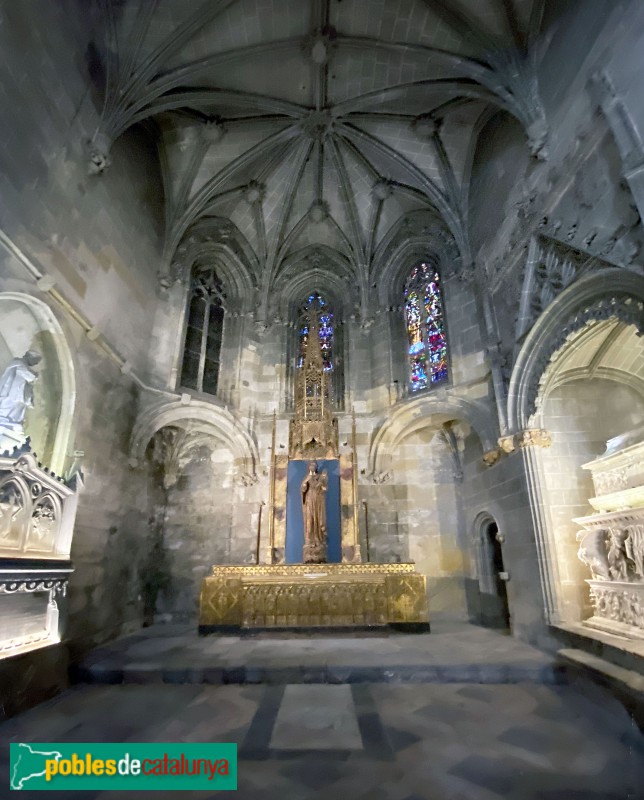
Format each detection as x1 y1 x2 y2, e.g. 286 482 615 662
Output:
301 460 328 563
0 350 42 432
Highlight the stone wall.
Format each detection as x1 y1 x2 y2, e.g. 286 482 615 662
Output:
0 2 167 714
159 444 239 622
0 2 164 372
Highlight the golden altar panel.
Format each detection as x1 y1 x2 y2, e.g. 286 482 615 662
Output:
199 563 429 631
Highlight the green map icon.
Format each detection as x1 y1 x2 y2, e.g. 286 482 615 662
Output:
10 743 63 790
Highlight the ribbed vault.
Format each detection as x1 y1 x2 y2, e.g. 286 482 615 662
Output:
91 0 547 319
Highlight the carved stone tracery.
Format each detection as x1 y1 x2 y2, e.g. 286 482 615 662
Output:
528 293 644 417
0 451 77 557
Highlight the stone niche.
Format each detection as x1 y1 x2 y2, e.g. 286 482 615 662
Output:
0 448 81 657
0 293 81 659
575 424 644 639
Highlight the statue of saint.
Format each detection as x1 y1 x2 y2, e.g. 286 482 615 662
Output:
0 350 42 430
301 460 328 563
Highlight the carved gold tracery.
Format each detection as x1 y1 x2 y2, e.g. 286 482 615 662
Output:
289 298 338 459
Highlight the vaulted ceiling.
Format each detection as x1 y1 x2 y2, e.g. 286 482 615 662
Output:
95 0 547 315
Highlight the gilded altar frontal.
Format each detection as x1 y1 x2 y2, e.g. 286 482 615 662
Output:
0 2 643 796
199 564 429 631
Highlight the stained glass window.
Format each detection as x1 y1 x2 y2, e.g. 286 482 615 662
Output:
404 262 448 391
297 292 333 372
181 266 225 395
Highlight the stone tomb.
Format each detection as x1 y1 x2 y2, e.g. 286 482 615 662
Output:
575 425 644 638
0 447 81 656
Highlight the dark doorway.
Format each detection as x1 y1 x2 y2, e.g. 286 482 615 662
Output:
479 521 511 631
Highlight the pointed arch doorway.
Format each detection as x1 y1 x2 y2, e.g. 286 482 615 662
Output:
476 516 511 631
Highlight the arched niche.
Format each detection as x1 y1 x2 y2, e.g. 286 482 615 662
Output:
0 293 76 475
507 269 644 432
369 393 498 481
130 398 259 486
531 318 644 626
363 406 479 619
509 269 644 629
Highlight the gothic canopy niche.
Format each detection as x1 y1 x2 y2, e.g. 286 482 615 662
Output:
89 0 549 307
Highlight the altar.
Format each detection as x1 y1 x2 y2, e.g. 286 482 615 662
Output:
199 563 429 632
198 296 430 633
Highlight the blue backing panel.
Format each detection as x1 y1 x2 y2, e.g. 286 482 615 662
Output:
285 459 341 564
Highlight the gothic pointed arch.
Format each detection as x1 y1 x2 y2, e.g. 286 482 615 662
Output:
171 218 257 402
129 399 259 486
508 269 644 431
368 394 498 481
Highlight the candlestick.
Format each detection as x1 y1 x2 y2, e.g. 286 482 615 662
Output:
256 501 265 564
352 406 360 555
268 411 277 558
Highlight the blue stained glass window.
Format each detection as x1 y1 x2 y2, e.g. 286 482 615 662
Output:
404 263 448 391
298 293 334 372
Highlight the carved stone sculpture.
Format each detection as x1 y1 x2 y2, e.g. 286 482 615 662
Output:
575 428 644 638
0 351 42 431
626 525 644 579
608 528 630 581
301 460 327 563
577 528 611 580
0 481 25 546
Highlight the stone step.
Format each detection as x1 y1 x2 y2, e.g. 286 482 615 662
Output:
72 659 567 686
557 647 644 729
70 622 566 686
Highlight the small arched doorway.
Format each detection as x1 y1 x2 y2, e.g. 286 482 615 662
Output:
477 516 511 631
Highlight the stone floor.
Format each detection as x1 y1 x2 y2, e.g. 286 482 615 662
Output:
1 679 642 799
1 623 642 798
74 621 560 685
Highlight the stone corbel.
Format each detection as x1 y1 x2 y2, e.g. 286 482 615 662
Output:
517 429 552 449
482 449 501 467
498 435 516 454
484 429 551 466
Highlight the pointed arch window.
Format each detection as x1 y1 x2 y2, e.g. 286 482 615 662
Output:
297 292 334 373
404 262 448 391
181 266 225 395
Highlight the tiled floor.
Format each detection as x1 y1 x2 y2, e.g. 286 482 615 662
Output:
0 679 641 799
1 624 642 798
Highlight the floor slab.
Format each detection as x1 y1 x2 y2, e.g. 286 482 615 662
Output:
270 685 363 750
